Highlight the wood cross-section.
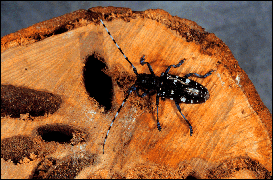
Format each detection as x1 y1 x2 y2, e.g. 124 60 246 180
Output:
1 6 271 179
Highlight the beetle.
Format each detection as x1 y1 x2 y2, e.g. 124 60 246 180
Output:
100 19 213 154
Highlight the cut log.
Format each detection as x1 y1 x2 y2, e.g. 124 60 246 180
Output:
1 6 271 179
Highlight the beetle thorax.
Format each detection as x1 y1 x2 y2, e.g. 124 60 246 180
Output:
135 73 160 91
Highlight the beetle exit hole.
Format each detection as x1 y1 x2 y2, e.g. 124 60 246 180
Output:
1 85 62 118
83 53 113 112
31 152 97 179
1 135 41 165
37 124 87 145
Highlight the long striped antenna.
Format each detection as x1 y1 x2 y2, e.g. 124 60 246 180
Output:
100 19 138 75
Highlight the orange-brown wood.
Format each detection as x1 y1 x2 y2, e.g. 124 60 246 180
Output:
1 6 272 179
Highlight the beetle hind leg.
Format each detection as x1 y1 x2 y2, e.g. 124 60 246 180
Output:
174 101 193 136
156 95 162 131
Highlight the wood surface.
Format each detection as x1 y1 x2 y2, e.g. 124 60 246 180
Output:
1 6 272 179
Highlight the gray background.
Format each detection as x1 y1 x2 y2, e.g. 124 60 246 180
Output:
1 1 272 113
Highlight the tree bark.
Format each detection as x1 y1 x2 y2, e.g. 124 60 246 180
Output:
1 6 271 179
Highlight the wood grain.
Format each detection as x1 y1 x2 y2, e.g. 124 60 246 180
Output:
1 6 271 179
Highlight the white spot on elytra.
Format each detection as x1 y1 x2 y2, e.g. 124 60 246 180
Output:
191 100 193 103
171 90 174 94
186 79 190 84
170 98 173 100
181 97 186 102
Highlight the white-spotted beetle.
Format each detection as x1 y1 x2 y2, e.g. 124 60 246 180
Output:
100 19 213 154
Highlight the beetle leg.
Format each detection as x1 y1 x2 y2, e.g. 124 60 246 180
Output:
156 94 162 131
140 56 155 75
174 101 193 136
183 70 214 78
162 59 186 76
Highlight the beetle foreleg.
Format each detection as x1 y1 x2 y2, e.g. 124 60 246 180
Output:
140 56 155 75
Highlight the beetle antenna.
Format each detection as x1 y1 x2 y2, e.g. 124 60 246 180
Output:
100 19 138 75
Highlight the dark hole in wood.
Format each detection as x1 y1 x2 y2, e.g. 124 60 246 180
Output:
1 136 40 165
37 124 87 145
186 175 197 179
83 53 113 112
1 84 62 118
